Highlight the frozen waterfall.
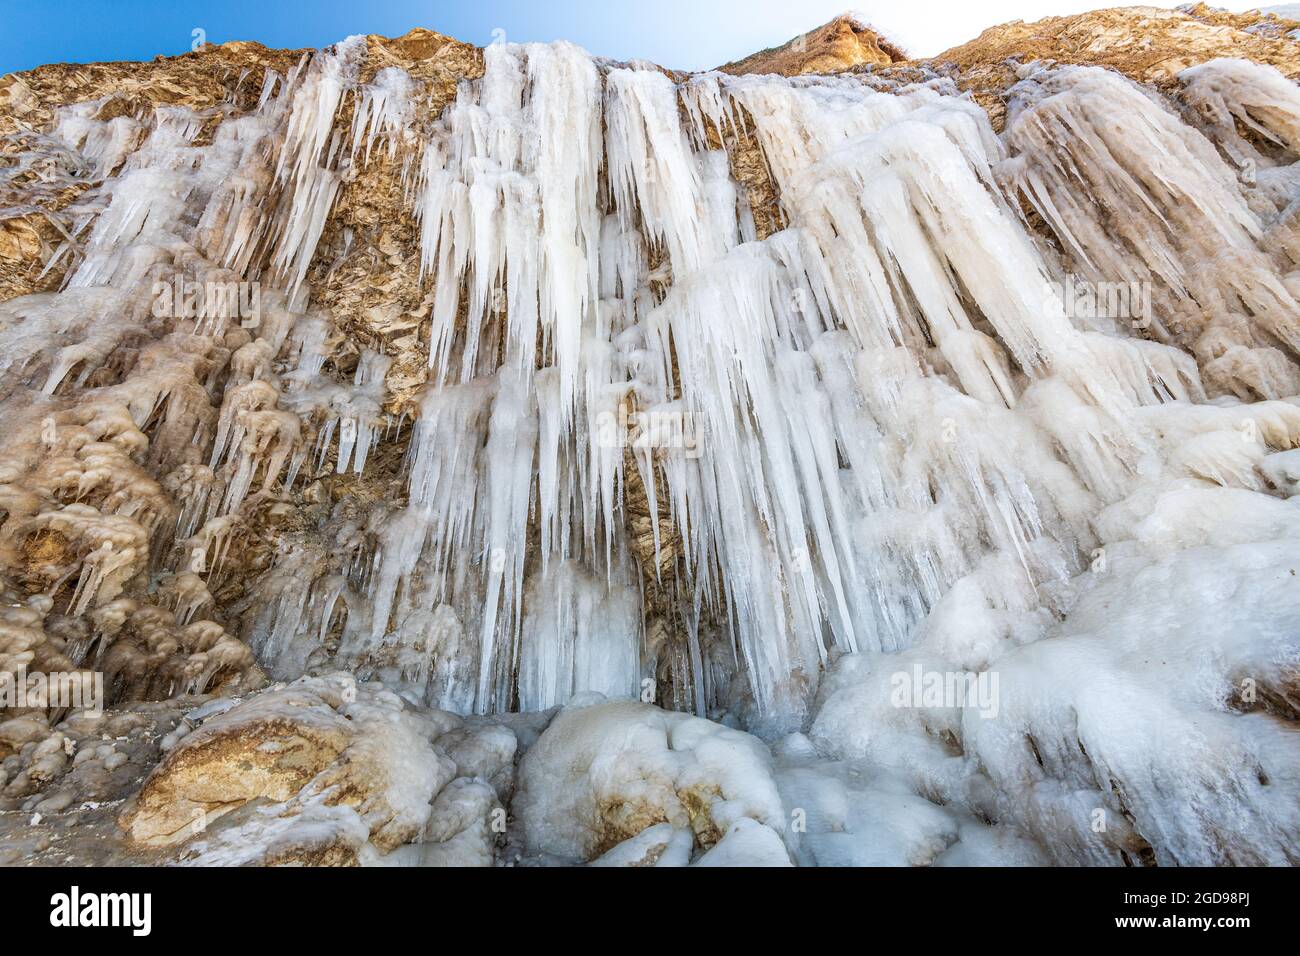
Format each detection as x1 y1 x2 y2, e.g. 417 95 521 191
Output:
1 36 1298 865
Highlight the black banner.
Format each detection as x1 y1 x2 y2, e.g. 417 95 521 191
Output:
6 865 1282 942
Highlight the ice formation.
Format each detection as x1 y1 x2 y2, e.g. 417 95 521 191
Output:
1 29 1298 867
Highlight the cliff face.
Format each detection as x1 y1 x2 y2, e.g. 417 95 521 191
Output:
939 4 1300 77
927 3 1300 128
1 8 1299 868
6 7 1298 300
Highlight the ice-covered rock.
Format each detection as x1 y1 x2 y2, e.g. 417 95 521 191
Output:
515 698 785 863
121 674 460 854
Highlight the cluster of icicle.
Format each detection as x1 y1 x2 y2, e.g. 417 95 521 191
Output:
1 32 1299 863
0 38 392 708
358 45 1300 729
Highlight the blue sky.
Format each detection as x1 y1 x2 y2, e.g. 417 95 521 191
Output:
0 0 1250 76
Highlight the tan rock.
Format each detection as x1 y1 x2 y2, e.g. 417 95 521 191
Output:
931 5 1300 130
121 674 461 862
718 14 905 76
120 682 352 845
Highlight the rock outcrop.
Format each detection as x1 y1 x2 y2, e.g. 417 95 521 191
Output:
929 4 1300 128
119 673 513 865
717 13 906 76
